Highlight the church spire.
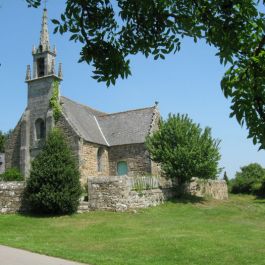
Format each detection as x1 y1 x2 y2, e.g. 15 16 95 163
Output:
26 6 62 82
39 8 50 52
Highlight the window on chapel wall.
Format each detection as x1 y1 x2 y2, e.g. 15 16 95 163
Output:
35 118 45 140
97 147 104 172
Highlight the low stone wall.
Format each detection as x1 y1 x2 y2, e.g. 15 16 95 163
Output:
0 177 228 214
0 153 5 174
0 181 25 213
183 177 228 200
87 176 176 212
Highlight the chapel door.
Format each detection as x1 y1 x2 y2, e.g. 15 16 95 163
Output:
117 161 128 176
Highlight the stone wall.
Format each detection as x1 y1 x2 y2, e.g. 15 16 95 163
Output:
151 160 161 176
56 113 89 183
184 177 228 200
0 177 228 215
56 114 81 161
149 106 161 176
0 154 5 174
0 182 25 213
109 144 151 176
27 77 58 164
87 176 176 212
79 142 109 185
5 121 22 171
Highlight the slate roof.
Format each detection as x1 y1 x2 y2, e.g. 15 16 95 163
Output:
61 96 156 146
61 97 107 145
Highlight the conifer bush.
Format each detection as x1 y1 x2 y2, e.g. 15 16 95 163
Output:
25 128 82 214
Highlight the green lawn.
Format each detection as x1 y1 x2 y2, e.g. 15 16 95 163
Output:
0 195 264 265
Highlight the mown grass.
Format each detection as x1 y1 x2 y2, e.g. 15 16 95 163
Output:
0 195 264 265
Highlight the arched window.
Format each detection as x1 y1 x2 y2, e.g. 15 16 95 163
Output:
35 118 45 140
97 147 104 172
117 161 128 176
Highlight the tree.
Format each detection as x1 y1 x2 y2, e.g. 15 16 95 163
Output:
26 1 265 150
223 171 229 184
0 130 12 153
145 114 221 184
257 180 265 197
25 128 82 214
231 163 265 194
223 171 231 192
0 131 5 153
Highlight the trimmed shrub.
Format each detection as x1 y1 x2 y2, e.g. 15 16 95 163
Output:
25 128 82 214
0 168 24 181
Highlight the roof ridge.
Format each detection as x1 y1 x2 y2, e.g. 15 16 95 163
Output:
93 116 109 146
98 106 155 117
61 96 107 115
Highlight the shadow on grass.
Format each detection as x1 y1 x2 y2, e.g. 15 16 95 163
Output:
168 194 205 204
254 197 265 203
18 189 76 218
17 211 70 218
18 198 74 218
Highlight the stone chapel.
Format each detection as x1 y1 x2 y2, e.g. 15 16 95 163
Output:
5 8 160 184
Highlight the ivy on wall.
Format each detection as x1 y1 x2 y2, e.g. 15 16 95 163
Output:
50 80 62 122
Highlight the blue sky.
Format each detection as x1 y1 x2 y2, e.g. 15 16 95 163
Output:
0 1 264 178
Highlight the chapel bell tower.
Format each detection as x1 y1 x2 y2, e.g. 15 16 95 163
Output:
21 8 63 177
27 8 62 80
26 7 63 83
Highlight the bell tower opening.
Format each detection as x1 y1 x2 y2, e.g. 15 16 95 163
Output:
37 57 45 77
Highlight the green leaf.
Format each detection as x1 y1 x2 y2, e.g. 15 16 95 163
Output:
51 19 60 25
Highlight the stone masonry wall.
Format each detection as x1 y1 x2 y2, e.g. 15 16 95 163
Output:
0 182 25 213
151 160 161 176
184 177 228 200
27 77 56 161
109 143 151 176
5 121 22 171
87 176 176 212
149 106 161 176
79 142 109 185
0 154 5 174
56 114 80 161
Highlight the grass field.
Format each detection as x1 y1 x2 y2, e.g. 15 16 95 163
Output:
0 195 264 265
